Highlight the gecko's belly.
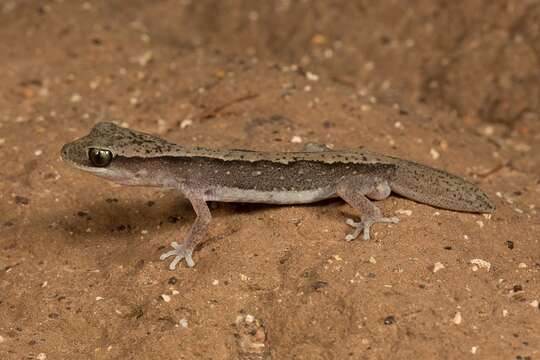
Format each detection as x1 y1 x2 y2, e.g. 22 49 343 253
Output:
204 186 336 204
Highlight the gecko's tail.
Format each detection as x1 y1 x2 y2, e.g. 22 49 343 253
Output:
388 160 495 213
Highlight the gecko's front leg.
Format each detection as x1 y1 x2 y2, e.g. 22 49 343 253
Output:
336 176 399 241
160 193 211 269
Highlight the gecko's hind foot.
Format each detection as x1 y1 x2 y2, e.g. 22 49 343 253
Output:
345 216 399 241
160 241 195 269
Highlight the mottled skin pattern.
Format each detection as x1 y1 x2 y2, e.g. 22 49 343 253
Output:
61 122 495 269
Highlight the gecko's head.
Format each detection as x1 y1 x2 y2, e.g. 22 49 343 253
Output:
61 122 177 185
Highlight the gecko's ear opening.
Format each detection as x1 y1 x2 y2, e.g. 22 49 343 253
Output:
88 148 113 167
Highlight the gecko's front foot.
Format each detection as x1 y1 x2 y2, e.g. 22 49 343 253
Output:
160 241 195 269
345 216 399 241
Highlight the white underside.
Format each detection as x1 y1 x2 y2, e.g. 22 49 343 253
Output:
204 186 337 204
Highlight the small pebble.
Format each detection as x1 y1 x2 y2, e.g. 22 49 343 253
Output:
180 119 193 129
452 311 462 325
14 196 29 205
395 209 412 216
471 346 478 355
95 296 104 301
179 318 188 328
430 148 440 160
212 279 219 286
245 314 255 324
502 309 508 317
311 34 327 45
383 315 396 325
433 262 445 273
70 93 82 103
161 294 171 302
37 353 47 360
369 256 377 264
135 51 153 66
291 136 302 143
476 220 484 228
34 149 42 156
518 263 527 269
305 71 319 81
470 259 491 271
530 300 539 308
0 335 4 343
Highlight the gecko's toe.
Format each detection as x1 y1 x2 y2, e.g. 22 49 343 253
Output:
345 218 364 241
160 242 195 269
345 216 400 241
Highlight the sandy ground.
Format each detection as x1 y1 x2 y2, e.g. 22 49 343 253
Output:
1 1 540 359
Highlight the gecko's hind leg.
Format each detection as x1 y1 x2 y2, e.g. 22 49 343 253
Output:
160 194 211 270
337 175 399 241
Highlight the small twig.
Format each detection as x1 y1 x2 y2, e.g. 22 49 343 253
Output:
198 93 259 120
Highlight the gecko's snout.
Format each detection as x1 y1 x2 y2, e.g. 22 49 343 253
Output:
60 143 69 161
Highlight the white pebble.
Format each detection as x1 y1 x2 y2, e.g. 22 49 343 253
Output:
452 311 462 325
179 318 189 328
70 93 82 103
95 296 104 301
161 294 171 302
481 126 494 136
430 148 440 160
245 314 255 323
394 121 404 130
135 51 153 67
518 263 527 269
360 104 371 112
0 335 4 343
37 353 47 360
303 85 312 92
433 262 445 273
306 71 319 81
180 119 193 129
476 220 484 228
395 209 412 216
502 309 508 317
470 259 491 271
471 346 478 355
291 136 303 143
212 279 219 286
369 256 377 264
530 300 539 308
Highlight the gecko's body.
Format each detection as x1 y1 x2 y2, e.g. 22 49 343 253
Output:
61 122 494 269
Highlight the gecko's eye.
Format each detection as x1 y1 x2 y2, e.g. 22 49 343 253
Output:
88 148 112 167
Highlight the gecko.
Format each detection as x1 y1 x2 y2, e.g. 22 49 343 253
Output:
61 122 495 269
